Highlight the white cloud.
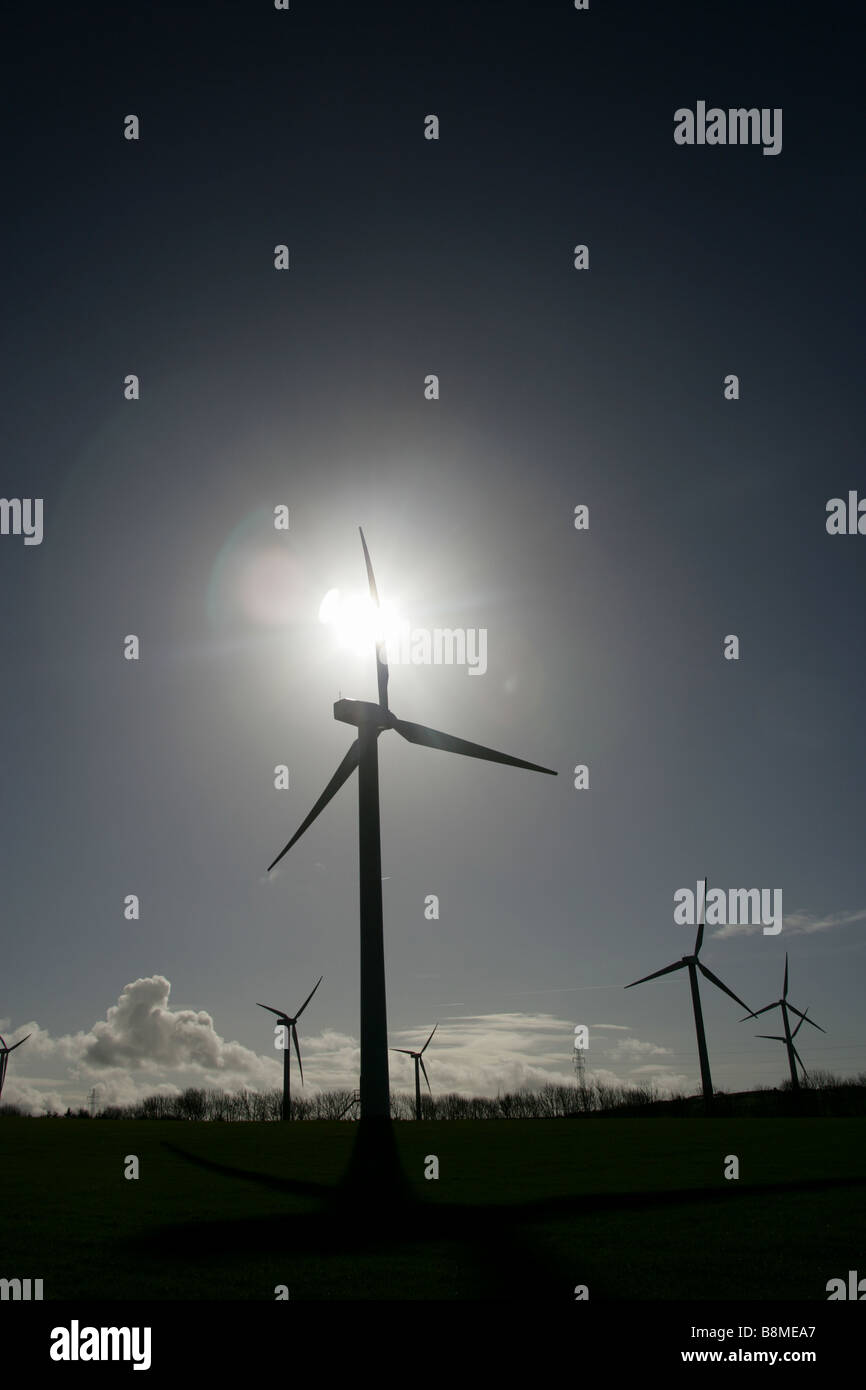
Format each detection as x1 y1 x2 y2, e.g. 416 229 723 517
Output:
714 906 866 939
587 1065 691 1096
2 1080 67 1116
389 1011 580 1095
0 991 697 1112
629 1067 691 1091
609 1036 673 1061
77 976 268 1076
1 976 281 1111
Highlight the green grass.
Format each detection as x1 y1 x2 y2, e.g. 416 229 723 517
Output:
1 1118 864 1300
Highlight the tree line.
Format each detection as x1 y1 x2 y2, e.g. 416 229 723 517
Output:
2 1070 864 1121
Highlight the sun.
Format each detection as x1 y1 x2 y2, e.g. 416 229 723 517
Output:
318 588 402 656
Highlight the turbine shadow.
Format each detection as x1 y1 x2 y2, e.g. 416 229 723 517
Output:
131 1134 866 1299
146 1124 569 1295
162 1135 866 1220
161 1141 329 1201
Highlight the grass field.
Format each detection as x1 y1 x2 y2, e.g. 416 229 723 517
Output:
2 1117 864 1300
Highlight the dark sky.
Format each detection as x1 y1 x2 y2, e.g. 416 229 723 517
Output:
2 0 864 1110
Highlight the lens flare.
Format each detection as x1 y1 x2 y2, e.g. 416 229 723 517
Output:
319 588 401 655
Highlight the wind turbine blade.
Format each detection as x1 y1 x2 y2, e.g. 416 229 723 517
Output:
294 975 323 1020
625 960 685 988
783 953 789 999
256 1003 289 1021
390 1049 415 1055
756 1034 786 1041
359 528 389 709
5 1034 31 1052
694 878 707 955
420 1023 438 1054
420 1056 432 1094
740 1002 778 1021
391 718 556 775
359 526 381 604
696 962 752 1014
292 1024 304 1085
792 1044 807 1074
786 1004 826 1033
267 740 360 872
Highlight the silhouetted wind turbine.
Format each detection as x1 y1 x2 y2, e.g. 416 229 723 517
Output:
268 529 557 1123
743 953 825 1092
625 878 752 1106
257 976 322 1121
0 1033 30 1102
391 1024 437 1120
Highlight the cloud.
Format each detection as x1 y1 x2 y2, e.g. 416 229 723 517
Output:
388 1014 679 1096
287 1029 359 1091
2 1080 67 1116
589 1061 692 1095
78 976 266 1075
585 1065 690 1096
1 977 281 1111
1 992 696 1112
608 1036 673 1061
391 1011 580 1095
713 906 866 939
629 1067 691 1090
775 907 866 935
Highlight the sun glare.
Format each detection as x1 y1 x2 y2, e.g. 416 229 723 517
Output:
318 588 401 656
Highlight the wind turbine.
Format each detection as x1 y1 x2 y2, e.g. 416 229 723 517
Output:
268 529 557 1123
391 1024 437 1120
625 878 752 1106
0 1033 30 1102
743 953 825 1092
257 975 322 1121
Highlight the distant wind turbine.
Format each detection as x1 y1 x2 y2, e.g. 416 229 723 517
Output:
0 1033 30 1102
257 975 322 1121
267 529 557 1124
391 1024 437 1120
743 953 825 1092
625 878 752 1106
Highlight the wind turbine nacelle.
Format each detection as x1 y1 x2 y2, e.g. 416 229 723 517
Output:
334 698 389 728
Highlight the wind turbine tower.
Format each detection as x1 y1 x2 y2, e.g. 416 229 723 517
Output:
743 954 826 1092
625 879 753 1107
267 530 557 1124
391 1024 437 1120
257 976 323 1121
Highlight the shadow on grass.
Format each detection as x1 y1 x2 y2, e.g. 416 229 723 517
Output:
146 1120 556 1297
160 1141 329 1201
123 1124 866 1299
